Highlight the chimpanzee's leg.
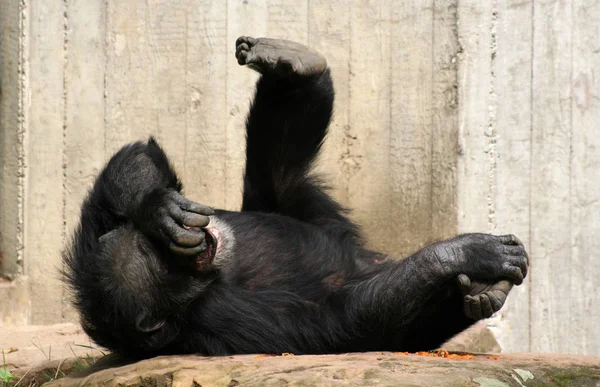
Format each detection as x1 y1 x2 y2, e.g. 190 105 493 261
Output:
389 282 474 351
236 37 362 245
397 276 514 351
341 234 528 351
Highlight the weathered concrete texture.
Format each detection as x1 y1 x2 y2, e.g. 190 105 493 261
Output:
0 0 599 358
25 0 68 325
5 325 594 387
0 319 596 387
529 0 574 357
0 323 103 372
0 277 29 326
455 0 600 357
0 0 463 325
570 0 600 357
443 322 501 354
0 322 497 373
0 0 24 278
490 0 533 354
45 352 600 387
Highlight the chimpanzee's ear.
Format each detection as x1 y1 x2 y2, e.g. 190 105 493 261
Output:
135 313 166 333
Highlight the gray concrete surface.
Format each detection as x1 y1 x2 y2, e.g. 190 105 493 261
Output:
0 321 498 384
0 0 598 356
0 323 103 372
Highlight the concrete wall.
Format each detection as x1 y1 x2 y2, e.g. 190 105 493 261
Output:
0 0 597 356
456 0 600 356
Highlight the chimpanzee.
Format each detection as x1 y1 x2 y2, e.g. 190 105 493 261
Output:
63 36 528 358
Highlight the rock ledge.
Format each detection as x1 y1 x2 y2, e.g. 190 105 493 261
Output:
45 352 599 387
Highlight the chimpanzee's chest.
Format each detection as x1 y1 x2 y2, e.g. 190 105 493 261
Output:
212 210 354 294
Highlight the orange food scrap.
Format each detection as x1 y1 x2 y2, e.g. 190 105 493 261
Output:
450 354 476 360
421 350 475 359
393 350 475 360
434 349 475 360
415 351 436 357
254 354 269 359
281 352 295 357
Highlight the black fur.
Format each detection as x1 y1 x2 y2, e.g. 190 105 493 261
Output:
63 38 528 359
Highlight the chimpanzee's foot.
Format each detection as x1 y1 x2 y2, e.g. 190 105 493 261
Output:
235 36 327 77
457 274 514 320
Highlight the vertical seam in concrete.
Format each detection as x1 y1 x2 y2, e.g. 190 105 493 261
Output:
183 10 188 183
103 0 109 159
454 0 464 231
224 0 228 202
429 0 435 237
61 0 68 238
528 0 535 352
453 0 460 235
343 0 352 204
487 1 498 233
388 0 393 212
16 0 28 270
60 0 69 321
224 0 229 207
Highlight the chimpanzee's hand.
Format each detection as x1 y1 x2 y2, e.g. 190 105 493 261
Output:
432 233 528 285
133 188 214 256
457 274 514 320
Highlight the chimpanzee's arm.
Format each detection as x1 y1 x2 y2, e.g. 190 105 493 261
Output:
75 139 213 256
64 140 179 279
237 37 362 245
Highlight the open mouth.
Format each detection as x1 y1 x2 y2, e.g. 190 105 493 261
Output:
194 228 218 271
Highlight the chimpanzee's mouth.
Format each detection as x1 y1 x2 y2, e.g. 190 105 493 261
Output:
195 228 217 270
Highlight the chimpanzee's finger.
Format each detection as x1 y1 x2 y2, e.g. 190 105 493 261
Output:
504 245 526 256
168 191 215 216
463 296 474 319
236 42 250 57
479 294 494 318
502 264 524 285
235 36 257 49
457 274 471 296
167 203 210 228
161 216 205 247
487 290 504 312
468 296 483 320
498 234 523 246
491 280 513 295
487 280 512 311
